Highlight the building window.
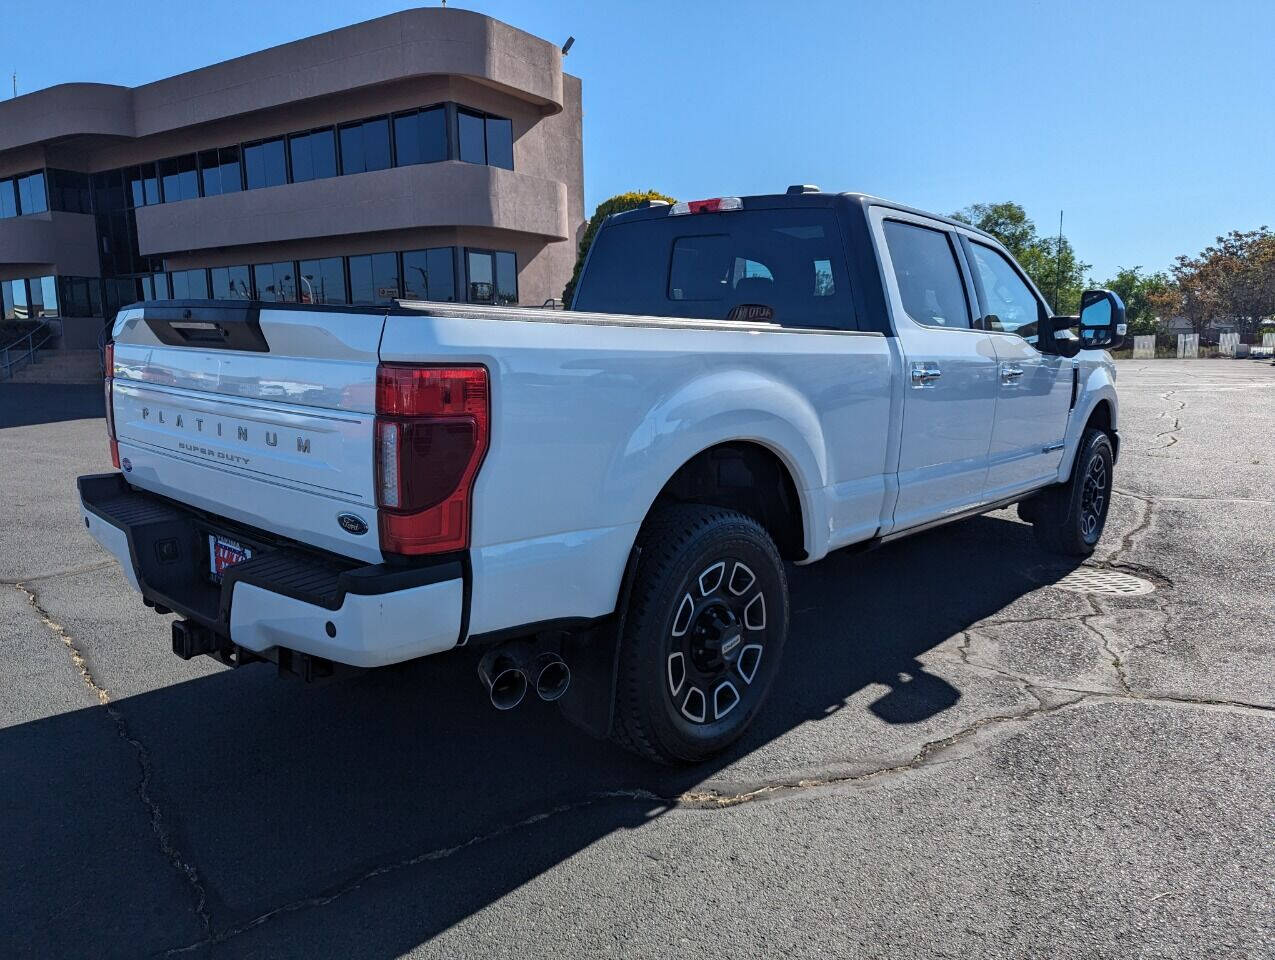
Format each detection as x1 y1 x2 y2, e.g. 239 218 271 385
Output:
1 279 29 320
348 252 399 304
244 139 287 190
49 170 93 214
252 261 297 302
465 249 518 304
199 147 243 197
170 268 209 300
457 109 514 169
210 266 251 300
339 118 391 175
25 275 59 317
126 165 162 207
16 172 48 214
159 155 200 203
140 273 171 302
289 128 337 183
0 179 16 218
298 257 347 304
402 247 456 302
393 107 448 166
58 277 101 317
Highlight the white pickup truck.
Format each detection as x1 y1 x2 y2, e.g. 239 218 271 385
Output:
80 188 1124 763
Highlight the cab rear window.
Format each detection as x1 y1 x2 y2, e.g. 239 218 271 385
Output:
573 208 856 329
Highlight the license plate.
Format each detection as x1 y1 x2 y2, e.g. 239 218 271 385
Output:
208 534 252 583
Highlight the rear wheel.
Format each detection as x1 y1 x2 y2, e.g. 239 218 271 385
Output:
611 505 788 764
1031 428 1115 556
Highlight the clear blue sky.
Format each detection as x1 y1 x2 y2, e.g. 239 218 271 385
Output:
9 0 1273 280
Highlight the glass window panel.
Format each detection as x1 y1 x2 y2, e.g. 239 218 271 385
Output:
244 139 286 189
253 261 296 302
298 257 347 304
170 269 189 300
0 179 16 218
347 255 373 304
143 165 161 205
485 116 513 170
18 172 48 214
2 279 20 320
310 129 337 180
159 158 180 202
458 110 486 164
466 249 494 302
393 112 420 166
187 269 209 299
882 221 971 330
402 247 456 302
210 265 251 300
339 123 362 175
494 251 517 304
199 150 222 196
967 241 1044 338
219 147 242 193
362 119 390 172
154 273 171 300
394 107 447 166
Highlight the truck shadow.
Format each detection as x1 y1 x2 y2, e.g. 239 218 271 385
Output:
2 512 1080 957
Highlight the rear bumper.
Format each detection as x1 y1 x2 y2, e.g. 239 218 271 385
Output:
78 473 464 668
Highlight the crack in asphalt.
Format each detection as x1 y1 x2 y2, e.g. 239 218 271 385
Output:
13 582 214 942
0 560 118 585
1150 390 1188 449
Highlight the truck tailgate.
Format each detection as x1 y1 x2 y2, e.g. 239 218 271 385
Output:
109 303 386 563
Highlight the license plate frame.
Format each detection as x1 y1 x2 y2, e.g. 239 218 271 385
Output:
208 533 253 583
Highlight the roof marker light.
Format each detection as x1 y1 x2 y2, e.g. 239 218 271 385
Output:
669 197 744 216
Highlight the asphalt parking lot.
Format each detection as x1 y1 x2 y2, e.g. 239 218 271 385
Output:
1 360 1272 959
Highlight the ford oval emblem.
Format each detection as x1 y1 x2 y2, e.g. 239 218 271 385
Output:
337 513 368 536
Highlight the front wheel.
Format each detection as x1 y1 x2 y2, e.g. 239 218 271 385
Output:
1031 428 1115 556
611 505 789 764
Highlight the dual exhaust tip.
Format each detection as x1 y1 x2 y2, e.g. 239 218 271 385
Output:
478 644 570 710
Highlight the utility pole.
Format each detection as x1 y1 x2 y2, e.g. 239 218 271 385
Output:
11 71 16 98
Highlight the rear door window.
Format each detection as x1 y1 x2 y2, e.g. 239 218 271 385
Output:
575 208 855 329
881 220 972 329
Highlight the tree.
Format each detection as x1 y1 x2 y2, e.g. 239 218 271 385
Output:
951 201 1090 313
562 190 675 305
1101 266 1172 335
1159 228 1275 337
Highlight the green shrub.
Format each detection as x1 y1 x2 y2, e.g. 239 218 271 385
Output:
563 189 675 306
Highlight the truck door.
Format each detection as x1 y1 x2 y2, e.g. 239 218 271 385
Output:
961 237 1075 498
873 209 998 532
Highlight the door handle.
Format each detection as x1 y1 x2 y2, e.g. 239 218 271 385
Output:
1001 364 1024 384
910 362 941 386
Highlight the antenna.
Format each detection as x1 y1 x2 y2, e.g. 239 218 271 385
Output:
1054 210 1063 309
11 71 16 98
562 36 575 55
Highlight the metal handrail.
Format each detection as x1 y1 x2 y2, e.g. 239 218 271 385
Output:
0 319 59 380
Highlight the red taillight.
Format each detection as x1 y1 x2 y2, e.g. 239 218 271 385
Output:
374 364 489 555
104 342 120 469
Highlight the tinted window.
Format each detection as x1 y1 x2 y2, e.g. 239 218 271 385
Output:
159 155 200 203
494 250 517 304
1 279 28 320
200 147 243 196
402 247 456 302
465 250 494 302
339 118 391 175
882 221 971 329
348 252 398 304
574 208 855 328
244 139 287 189
17 172 47 214
298 257 347 304
28 275 58 317
485 116 513 169
49 170 92 214
289 128 337 183
127 165 160 207
170 268 208 300
0 179 17 218
253 261 296 302
210 265 251 300
394 107 448 166
967 242 1044 338
458 110 486 164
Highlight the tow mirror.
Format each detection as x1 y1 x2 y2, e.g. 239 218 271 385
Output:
1077 289 1126 351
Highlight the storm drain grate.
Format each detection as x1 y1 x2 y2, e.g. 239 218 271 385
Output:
1053 567 1155 597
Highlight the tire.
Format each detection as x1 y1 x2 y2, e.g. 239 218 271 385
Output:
611 504 789 765
1032 428 1115 556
